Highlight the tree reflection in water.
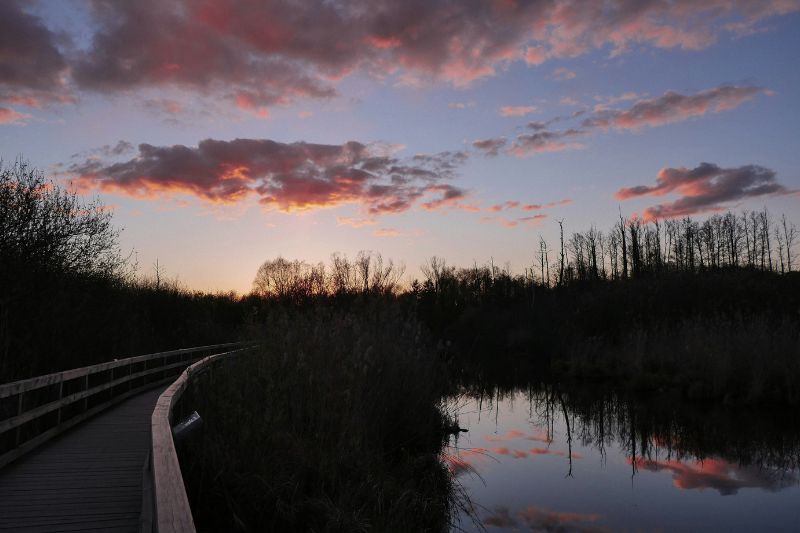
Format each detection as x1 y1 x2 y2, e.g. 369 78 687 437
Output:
444 379 800 531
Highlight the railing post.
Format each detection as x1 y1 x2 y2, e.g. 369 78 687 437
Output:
56 381 64 425
83 375 89 412
14 391 23 447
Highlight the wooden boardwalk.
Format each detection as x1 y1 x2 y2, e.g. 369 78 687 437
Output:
0 385 167 532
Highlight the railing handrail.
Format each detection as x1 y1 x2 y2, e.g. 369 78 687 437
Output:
148 345 258 533
0 342 243 399
0 342 251 470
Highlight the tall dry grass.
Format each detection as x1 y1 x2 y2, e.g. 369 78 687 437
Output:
179 301 464 532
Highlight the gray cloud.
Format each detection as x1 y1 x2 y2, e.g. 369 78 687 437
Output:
68 138 468 215
582 85 765 130
616 162 791 219
0 1 72 106
472 137 508 157
475 85 768 159
3 1 797 112
509 128 586 156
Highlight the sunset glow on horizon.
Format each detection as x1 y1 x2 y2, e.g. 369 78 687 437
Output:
2 0 799 293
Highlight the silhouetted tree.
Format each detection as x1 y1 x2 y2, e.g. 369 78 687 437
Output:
782 214 796 272
0 160 126 278
558 220 566 285
618 210 628 279
421 256 451 294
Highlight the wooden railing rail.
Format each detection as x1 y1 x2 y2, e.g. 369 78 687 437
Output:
146 344 258 533
0 342 246 469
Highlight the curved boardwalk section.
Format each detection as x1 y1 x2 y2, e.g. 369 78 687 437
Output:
0 386 166 532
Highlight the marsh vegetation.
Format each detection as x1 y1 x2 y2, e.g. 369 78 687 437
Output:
178 304 462 532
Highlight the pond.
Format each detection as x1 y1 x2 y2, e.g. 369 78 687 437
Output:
445 385 800 532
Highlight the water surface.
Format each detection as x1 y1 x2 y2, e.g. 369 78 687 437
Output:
446 386 800 532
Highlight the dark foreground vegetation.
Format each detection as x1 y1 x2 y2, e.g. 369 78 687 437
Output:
2 160 798 529
179 304 462 532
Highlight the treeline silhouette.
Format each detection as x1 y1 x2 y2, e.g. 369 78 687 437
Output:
246 207 798 302
0 161 244 381
540 209 796 284
411 259 800 405
252 251 405 300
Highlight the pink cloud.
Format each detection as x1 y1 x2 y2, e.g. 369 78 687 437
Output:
480 85 768 160
373 227 401 237
519 214 548 226
485 430 526 442
446 447 492 475
419 183 468 211
234 93 271 118
472 137 508 157
522 198 572 210
615 162 790 219
457 447 490 458
480 214 548 228
336 216 376 228
486 201 520 212
582 85 767 131
598 91 641 106
480 216 507 227
0 107 31 125
551 66 576 80
465 198 566 226
632 457 797 495
530 447 565 457
500 105 538 117
142 98 184 115
5 1 797 112
508 128 586 157
68 138 468 216
524 46 548 65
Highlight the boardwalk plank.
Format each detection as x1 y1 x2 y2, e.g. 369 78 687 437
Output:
0 386 167 532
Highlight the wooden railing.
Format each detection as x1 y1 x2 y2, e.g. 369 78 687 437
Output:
0 342 245 469
144 344 258 533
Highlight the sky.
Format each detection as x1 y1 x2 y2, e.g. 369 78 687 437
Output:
2 0 799 293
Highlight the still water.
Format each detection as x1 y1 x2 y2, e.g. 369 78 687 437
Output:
446 386 800 532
